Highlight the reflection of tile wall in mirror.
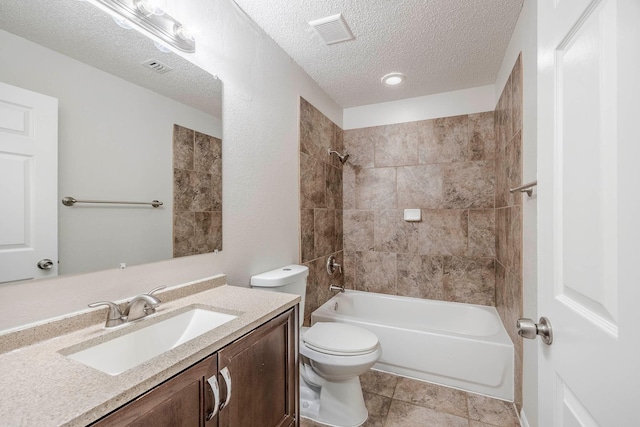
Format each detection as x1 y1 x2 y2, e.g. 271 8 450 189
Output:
173 124 222 257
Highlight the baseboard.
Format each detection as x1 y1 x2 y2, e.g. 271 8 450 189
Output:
519 407 530 427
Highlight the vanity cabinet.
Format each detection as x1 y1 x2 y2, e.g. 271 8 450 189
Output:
92 308 297 427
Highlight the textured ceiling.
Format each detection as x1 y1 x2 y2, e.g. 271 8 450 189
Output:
0 0 221 117
233 0 524 108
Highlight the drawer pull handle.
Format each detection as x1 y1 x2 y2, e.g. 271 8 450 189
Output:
206 374 220 421
219 366 232 410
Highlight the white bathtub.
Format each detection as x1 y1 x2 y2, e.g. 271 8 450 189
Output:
311 290 514 401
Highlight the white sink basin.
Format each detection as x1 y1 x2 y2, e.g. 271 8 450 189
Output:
67 308 237 375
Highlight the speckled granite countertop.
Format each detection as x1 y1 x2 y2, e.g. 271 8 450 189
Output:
0 278 299 426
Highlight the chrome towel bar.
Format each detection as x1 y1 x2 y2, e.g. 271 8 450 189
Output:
62 196 163 208
509 180 537 197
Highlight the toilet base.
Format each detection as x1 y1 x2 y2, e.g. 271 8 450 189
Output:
300 374 368 427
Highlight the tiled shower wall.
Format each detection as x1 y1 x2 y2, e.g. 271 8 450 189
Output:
495 53 524 409
299 98 345 325
173 124 222 257
341 113 497 305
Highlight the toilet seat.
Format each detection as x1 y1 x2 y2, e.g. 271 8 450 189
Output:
302 322 379 356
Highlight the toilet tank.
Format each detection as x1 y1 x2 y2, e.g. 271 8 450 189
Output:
250 265 308 325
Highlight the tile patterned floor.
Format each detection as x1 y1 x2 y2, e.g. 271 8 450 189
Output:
300 370 520 427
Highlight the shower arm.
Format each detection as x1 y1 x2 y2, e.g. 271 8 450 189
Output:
327 148 350 164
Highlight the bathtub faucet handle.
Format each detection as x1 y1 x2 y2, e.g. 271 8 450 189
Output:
329 284 345 293
326 255 342 275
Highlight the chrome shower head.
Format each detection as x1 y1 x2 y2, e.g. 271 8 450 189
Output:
328 149 350 164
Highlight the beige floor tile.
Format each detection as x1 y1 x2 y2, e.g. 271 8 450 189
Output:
393 377 469 418
467 394 519 427
384 400 469 427
360 369 399 398
362 392 392 427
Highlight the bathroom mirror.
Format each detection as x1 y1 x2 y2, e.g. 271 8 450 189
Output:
0 0 222 278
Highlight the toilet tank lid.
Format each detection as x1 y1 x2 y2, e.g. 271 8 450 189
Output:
250 264 309 287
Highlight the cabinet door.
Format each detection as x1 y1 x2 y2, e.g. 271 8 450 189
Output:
217 307 298 427
92 354 218 427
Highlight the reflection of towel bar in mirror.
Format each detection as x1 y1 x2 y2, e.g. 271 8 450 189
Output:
62 196 163 208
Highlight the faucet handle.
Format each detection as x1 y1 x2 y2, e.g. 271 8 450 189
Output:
147 285 166 297
88 301 125 327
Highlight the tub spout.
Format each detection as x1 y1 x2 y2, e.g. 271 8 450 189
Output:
329 284 345 293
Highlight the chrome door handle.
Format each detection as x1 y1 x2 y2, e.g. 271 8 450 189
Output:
206 374 220 421
517 317 553 345
219 366 232 410
37 259 54 270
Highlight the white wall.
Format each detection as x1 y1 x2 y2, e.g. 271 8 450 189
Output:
343 85 495 129
0 29 220 276
494 1 538 425
0 0 341 331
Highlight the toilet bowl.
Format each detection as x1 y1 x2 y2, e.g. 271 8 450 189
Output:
299 323 381 427
250 265 382 427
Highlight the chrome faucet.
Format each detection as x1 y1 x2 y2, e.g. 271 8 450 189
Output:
124 285 165 321
87 301 125 328
88 285 166 327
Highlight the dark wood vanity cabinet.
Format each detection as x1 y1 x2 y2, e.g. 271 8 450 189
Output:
92 308 297 427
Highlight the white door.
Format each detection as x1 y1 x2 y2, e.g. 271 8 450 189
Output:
538 0 640 425
0 82 58 283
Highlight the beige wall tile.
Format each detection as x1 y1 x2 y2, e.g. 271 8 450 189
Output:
442 160 495 209
418 209 469 256
343 126 378 169
511 54 523 136
355 251 397 295
355 167 397 210
397 164 443 209
300 209 314 263
343 210 374 251
342 165 356 210
172 124 193 170
300 152 325 209
374 121 420 167
313 209 336 258
469 112 496 161
325 164 343 210
443 257 496 306
419 115 469 164
468 209 496 257
374 210 419 253
396 254 445 300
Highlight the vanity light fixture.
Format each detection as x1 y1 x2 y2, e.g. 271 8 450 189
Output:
381 72 406 86
86 0 196 53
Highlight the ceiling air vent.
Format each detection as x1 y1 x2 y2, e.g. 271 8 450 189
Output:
309 14 355 45
141 59 173 74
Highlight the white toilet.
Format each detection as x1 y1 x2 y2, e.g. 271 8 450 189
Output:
251 265 381 427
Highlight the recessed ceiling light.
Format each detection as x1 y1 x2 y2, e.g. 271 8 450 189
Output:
382 73 406 86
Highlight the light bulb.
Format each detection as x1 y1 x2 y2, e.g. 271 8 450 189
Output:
381 73 406 86
174 25 194 41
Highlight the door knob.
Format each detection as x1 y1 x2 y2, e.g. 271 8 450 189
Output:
517 317 553 345
37 259 54 270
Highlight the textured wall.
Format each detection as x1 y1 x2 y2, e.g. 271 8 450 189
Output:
299 98 345 325
495 54 524 409
342 113 496 305
173 125 223 257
